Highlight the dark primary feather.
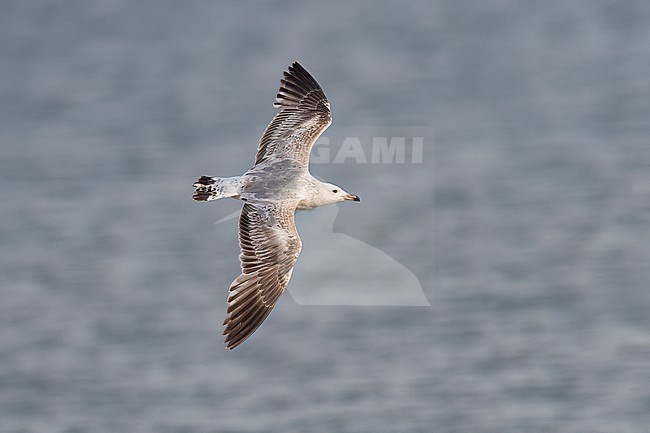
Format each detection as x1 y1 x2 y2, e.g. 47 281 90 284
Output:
273 62 327 109
255 62 332 166
223 201 302 349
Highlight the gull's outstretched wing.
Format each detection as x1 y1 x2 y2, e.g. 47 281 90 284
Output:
254 62 332 166
223 200 302 349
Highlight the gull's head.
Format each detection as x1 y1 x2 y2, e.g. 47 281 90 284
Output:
318 181 361 204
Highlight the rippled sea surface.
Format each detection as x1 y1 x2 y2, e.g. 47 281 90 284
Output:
2 1 650 432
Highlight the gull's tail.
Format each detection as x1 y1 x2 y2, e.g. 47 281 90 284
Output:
193 176 240 202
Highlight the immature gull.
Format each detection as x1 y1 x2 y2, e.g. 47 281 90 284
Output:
193 62 360 349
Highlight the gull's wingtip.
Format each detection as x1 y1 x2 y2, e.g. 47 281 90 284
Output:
273 61 326 110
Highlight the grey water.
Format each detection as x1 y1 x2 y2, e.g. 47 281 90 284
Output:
2 1 650 432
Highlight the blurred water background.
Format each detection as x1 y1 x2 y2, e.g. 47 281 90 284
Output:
2 1 650 432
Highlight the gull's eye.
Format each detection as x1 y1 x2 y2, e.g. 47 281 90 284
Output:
332 189 338 193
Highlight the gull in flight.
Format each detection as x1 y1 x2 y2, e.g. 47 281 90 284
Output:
193 62 360 349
